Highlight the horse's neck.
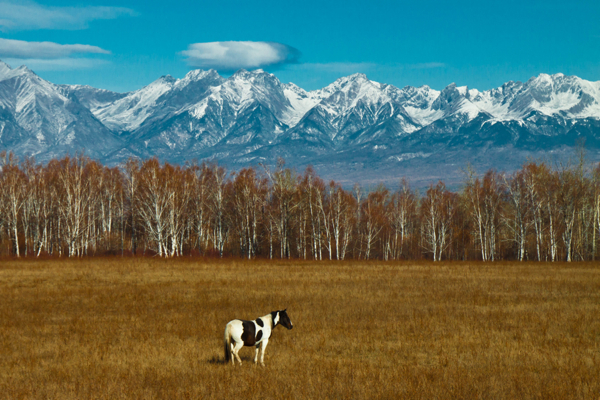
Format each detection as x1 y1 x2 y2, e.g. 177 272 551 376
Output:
262 313 274 329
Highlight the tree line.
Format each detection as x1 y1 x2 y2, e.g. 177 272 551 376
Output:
1 152 599 261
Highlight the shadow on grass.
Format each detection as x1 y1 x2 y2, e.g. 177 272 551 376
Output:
208 355 253 365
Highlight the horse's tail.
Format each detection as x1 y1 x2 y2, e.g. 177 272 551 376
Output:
224 322 232 362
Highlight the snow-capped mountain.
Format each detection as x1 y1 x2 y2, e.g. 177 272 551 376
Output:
0 61 122 160
1 59 600 185
58 84 127 113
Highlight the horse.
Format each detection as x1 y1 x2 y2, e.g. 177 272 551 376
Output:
224 309 293 366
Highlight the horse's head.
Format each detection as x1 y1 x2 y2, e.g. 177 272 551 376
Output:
274 309 293 330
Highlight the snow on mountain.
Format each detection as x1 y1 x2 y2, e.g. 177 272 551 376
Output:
0 60 121 159
313 73 394 114
92 69 225 133
282 82 322 126
510 73 600 119
467 74 600 122
93 75 177 132
2 59 600 185
58 84 127 112
197 69 291 121
120 69 298 161
466 81 523 121
0 60 14 80
430 83 485 121
393 85 442 126
282 73 421 147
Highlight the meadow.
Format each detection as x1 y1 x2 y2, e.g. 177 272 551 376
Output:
0 258 598 399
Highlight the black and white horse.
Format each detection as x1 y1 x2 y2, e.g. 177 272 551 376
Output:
224 309 293 366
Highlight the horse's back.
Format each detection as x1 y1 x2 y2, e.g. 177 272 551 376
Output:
226 318 266 347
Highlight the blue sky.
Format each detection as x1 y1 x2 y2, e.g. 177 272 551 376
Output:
0 0 599 93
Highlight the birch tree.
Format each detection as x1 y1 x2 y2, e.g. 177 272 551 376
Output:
421 182 456 261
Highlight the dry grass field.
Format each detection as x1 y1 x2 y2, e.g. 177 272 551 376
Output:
0 258 599 399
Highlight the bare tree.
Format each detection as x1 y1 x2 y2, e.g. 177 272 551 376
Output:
0 152 27 256
556 159 586 262
360 185 388 260
464 168 503 261
265 160 298 259
206 164 229 257
136 159 171 256
502 170 532 261
230 168 267 259
387 178 417 260
421 182 456 261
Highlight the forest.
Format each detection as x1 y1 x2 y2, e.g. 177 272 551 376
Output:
0 151 598 262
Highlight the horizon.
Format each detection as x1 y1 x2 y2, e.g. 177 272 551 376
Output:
0 0 598 92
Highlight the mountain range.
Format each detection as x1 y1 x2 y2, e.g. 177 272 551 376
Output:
1 59 599 186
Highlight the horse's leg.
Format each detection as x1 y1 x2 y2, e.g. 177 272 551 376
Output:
254 344 260 364
230 342 236 365
259 339 269 366
233 341 244 366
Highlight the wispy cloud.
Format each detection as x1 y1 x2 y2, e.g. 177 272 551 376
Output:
180 41 301 71
0 38 111 71
0 38 109 59
0 0 136 31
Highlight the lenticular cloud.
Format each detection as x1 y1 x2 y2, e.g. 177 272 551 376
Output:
0 38 109 59
180 41 300 71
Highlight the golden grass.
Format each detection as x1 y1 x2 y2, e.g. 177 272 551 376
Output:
0 258 599 399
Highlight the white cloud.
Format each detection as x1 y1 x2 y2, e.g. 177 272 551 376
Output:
0 38 111 71
180 41 300 70
0 38 109 59
0 0 136 31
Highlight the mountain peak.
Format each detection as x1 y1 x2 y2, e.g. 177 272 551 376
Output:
436 83 465 98
16 65 33 73
0 63 38 81
321 73 373 95
231 68 273 79
349 72 368 80
527 72 567 87
159 74 176 84
330 72 368 85
184 69 220 81
340 73 369 85
285 82 302 89
439 83 469 97
0 60 35 78
431 82 476 113
0 60 12 79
